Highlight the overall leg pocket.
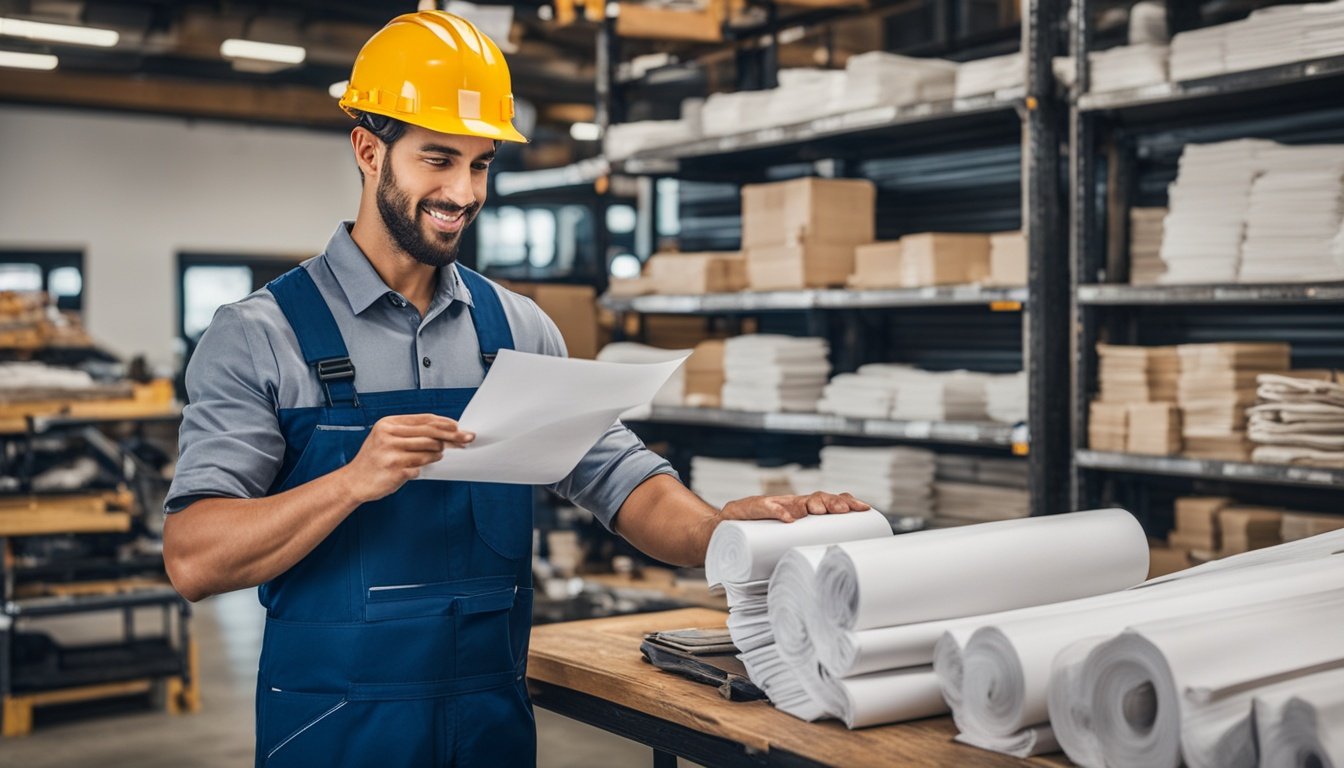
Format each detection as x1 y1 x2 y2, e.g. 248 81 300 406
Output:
262 690 436 768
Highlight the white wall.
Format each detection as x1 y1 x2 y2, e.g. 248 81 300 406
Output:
0 105 361 373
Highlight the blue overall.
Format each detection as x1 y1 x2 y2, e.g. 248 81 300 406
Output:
253 265 536 767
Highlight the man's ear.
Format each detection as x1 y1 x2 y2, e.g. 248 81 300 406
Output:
352 126 382 182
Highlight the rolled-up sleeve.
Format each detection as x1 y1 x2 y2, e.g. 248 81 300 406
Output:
518 299 678 530
165 302 286 513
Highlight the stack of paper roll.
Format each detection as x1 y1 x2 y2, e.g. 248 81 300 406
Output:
954 52 1024 99
1129 207 1167 284
799 509 1149 732
704 511 894 720
1159 140 1273 283
1178 342 1290 461
819 446 935 519
690 456 797 509
1048 589 1344 768
1255 667 1344 768
1249 372 1344 468
941 529 1344 759
1087 43 1169 93
721 335 831 413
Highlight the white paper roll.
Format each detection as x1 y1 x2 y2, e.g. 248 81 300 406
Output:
766 545 828 666
705 510 892 588
1256 667 1344 768
815 665 947 729
958 555 1344 744
816 508 1149 631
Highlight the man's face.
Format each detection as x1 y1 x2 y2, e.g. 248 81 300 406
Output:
375 125 494 267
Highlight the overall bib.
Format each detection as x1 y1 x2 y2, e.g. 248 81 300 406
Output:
253 265 536 767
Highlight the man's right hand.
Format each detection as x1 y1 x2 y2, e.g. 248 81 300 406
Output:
339 414 475 503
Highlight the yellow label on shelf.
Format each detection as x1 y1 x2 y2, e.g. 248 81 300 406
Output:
1012 441 1030 456
990 301 1023 312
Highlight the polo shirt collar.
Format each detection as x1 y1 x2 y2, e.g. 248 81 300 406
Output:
322 221 474 315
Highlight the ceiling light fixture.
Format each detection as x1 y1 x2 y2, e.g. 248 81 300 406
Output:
328 80 348 99
570 121 601 142
0 50 58 70
220 38 306 65
0 17 119 47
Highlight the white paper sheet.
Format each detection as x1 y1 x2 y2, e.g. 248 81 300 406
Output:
418 349 687 484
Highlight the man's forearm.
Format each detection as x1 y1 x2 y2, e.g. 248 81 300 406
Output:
613 473 721 567
162 466 365 602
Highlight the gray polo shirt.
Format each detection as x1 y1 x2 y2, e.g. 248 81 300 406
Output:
166 222 675 530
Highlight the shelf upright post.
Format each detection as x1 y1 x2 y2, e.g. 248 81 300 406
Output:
1025 0 1069 516
1069 0 1101 511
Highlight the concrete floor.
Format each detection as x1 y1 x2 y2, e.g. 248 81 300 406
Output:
0 589 685 767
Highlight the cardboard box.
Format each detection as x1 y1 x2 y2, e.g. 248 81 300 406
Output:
684 340 726 407
615 0 726 42
1148 545 1193 579
847 241 903 289
607 277 656 297
1088 401 1128 452
1174 496 1230 534
988 231 1028 287
1282 512 1344 542
740 177 876 249
1168 529 1217 552
646 252 747 294
746 243 858 290
1125 402 1182 456
898 233 992 287
506 282 601 360
1218 506 1283 556
642 316 724 349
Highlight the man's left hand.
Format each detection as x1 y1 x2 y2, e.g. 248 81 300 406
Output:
719 492 871 524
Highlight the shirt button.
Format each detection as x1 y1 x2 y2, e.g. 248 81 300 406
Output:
422 356 432 368
389 295 406 307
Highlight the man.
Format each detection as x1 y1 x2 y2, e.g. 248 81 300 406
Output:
163 11 869 767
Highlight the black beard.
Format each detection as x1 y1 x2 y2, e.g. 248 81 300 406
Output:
375 156 478 268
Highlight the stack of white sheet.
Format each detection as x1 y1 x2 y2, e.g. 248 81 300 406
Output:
843 52 957 110
816 372 897 419
933 454 1030 524
793 509 1150 732
1240 156 1344 283
1224 1 1344 73
603 119 696 161
1159 139 1273 283
700 89 775 137
1130 207 1168 284
721 335 831 413
1249 372 1344 468
820 446 936 519
690 456 798 509
766 69 848 128
705 512 893 719
1255 667 1344 768
1048 589 1344 768
1169 24 1226 81
890 369 991 421
954 53 1024 99
985 370 1027 424
815 364 1023 424
1088 43 1169 93
941 529 1344 759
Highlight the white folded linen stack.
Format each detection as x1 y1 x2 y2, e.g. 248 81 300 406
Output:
791 510 1149 731
1249 372 1344 468
1159 139 1274 283
843 52 957 110
689 456 797 509
1048 590 1344 768
944 534 1344 758
954 53 1024 99
890 369 991 421
1224 1 1344 73
985 370 1027 424
704 512 893 717
816 372 897 418
721 335 831 413
1240 146 1344 282
1255 667 1344 768
700 89 775 137
602 119 696 161
819 445 936 519
766 69 848 127
1169 24 1226 81
1088 43 1169 93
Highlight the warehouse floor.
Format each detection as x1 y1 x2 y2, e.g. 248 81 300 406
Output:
1 590 684 767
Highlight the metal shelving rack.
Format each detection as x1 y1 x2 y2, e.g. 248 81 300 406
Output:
1069 1 1344 526
600 0 1071 516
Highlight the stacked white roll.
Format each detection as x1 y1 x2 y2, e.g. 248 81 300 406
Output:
721 335 831 413
1255 667 1344 768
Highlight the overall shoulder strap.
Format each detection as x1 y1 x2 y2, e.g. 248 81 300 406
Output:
455 265 516 370
266 266 359 408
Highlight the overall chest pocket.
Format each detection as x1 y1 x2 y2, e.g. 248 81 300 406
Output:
272 424 368 494
470 482 534 561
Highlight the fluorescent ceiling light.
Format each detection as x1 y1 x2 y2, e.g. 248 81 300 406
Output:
328 80 348 99
220 38 305 65
570 121 601 142
0 17 118 47
0 50 57 70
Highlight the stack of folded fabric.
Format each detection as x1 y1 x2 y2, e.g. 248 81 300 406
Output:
700 89 774 136
1169 24 1226 80
816 365 1023 425
954 53 1024 99
1222 1 1344 73
1159 140 1274 283
933 455 1030 524
985 371 1027 425
721 335 831 413
603 119 696 161
1248 371 1344 468
766 69 848 127
816 372 897 419
820 446 936 520
690 456 798 509
1129 207 1168 285
1178 343 1291 461
843 52 957 109
705 511 894 720
1239 146 1344 283
890 370 991 421
1087 43 1169 93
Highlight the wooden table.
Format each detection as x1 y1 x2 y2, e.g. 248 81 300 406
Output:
527 608 1063 768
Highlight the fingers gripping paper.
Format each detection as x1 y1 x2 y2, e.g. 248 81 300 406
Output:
418 350 687 484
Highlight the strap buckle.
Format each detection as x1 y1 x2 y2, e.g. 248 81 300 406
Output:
317 357 355 382
481 352 497 368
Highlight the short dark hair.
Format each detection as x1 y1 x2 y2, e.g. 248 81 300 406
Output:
352 111 503 184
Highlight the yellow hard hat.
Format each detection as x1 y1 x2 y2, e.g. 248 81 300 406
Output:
339 10 528 143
